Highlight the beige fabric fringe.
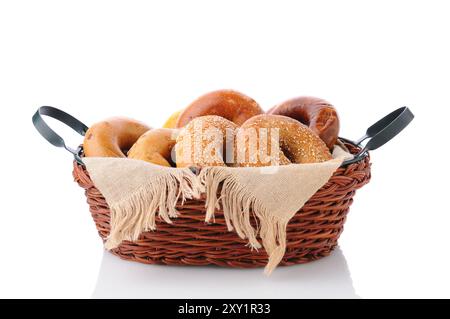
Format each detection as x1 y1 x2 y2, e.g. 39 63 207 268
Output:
83 146 352 274
82 158 204 250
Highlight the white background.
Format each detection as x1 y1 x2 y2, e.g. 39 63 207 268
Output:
1 0 449 298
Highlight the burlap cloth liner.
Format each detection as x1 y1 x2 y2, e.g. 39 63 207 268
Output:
82 145 353 274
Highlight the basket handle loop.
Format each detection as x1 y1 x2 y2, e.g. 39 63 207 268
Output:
32 106 88 164
343 106 414 165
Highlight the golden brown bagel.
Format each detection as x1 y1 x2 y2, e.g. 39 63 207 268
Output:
234 114 332 167
175 115 237 168
128 128 178 167
83 117 150 157
268 97 339 149
176 90 263 127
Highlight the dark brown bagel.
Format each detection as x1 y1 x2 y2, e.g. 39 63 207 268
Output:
268 97 339 149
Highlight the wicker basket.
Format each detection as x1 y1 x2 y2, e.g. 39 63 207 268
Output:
33 106 413 268
73 141 371 268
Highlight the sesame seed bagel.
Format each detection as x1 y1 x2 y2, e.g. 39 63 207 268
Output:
234 114 332 167
175 115 237 168
268 96 340 150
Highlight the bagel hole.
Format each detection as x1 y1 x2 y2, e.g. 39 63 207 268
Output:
170 147 177 167
280 142 295 163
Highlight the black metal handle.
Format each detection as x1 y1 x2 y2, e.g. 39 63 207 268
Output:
342 106 414 166
32 106 88 164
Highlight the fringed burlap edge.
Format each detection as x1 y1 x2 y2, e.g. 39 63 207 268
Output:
199 167 288 275
104 169 204 249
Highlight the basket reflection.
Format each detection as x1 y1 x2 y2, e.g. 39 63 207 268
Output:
91 246 358 299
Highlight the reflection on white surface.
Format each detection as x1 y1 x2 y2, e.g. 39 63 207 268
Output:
92 247 358 298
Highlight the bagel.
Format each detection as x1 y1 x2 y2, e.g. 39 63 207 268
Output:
163 109 183 129
83 117 151 157
175 115 237 168
128 128 178 167
268 96 339 149
176 89 263 127
234 114 332 167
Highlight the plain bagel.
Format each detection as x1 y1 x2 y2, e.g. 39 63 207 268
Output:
176 89 263 127
83 117 151 158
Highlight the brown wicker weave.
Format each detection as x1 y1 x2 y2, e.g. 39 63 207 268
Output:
73 141 371 268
